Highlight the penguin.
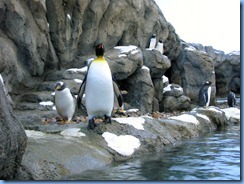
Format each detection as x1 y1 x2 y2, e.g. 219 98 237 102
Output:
227 90 236 107
77 43 123 130
149 34 156 49
155 38 164 54
55 81 76 123
198 81 212 107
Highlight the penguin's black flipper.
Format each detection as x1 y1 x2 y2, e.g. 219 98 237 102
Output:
112 79 123 107
77 80 86 109
203 91 209 105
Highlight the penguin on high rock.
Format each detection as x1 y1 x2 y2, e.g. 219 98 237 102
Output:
149 34 156 49
55 81 76 123
198 81 212 107
227 90 236 107
77 43 123 130
155 38 164 54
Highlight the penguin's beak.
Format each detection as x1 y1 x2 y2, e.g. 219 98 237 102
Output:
55 83 61 90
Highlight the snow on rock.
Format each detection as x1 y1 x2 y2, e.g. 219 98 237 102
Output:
142 66 150 71
170 114 199 125
25 130 46 138
39 101 54 106
114 45 138 54
74 79 83 83
113 117 145 130
60 128 86 138
222 107 240 123
102 132 140 156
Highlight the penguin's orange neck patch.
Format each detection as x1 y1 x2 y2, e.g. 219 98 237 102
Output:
93 56 106 63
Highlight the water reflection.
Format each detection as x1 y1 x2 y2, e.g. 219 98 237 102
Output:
68 125 240 180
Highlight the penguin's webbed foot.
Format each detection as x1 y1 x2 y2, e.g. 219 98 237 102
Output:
87 118 97 130
104 115 111 124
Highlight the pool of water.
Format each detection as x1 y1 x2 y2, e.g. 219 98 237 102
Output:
68 125 240 180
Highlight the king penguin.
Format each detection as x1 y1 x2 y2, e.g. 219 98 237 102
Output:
155 39 164 54
55 81 76 123
227 90 236 107
198 81 212 107
77 43 123 130
149 34 156 49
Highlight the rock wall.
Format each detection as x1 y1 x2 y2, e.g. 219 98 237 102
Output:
0 81 27 179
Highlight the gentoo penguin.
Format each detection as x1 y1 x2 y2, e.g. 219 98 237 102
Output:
149 34 156 49
55 81 76 123
77 43 123 130
155 39 164 54
227 90 236 107
198 81 212 107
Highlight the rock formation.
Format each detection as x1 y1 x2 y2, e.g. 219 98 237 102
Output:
0 80 27 179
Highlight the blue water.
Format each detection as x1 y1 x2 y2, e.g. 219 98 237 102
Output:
69 125 240 180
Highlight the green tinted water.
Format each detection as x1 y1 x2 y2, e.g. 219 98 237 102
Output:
68 125 240 180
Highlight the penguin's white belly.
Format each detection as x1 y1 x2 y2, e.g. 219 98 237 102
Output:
55 88 75 120
206 87 211 106
85 62 114 118
149 38 156 49
155 43 163 54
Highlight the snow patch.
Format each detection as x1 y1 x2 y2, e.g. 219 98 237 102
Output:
126 109 139 113
67 67 87 73
74 79 83 83
51 92 55 96
118 54 127 58
163 84 172 93
114 45 137 54
114 117 145 130
162 75 169 83
170 114 199 125
142 66 150 71
39 101 54 106
60 128 86 138
102 132 140 156
52 106 56 111
25 130 46 138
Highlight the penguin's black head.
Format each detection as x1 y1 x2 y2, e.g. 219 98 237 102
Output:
204 81 212 86
55 81 66 91
152 34 156 38
159 39 163 43
95 43 105 57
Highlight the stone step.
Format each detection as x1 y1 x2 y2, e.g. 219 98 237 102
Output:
38 79 82 94
16 101 55 111
21 91 55 103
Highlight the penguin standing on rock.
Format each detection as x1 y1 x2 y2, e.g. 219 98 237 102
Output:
198 81 212 107
155 39 164 54
227 90 236 107
55 81 76 123
77 43 123 130
149 34 156 49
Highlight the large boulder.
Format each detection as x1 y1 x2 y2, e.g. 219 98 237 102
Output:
106 45 143 80
0 81 27 179
142 49 171 78
123 67 154 113
214 51 240 95
172 43 216 103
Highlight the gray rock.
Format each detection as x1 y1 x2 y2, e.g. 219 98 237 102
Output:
0 81 27 179
215 51 240 95
172 45 216 103
124 67 154 113
142 49 171 78
160 95 191 112
106 46 143 80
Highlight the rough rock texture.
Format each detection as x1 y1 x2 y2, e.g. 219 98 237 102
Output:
16 106 237 180
0 81 27 179
123 67 155 113
214 52 240 95
106 46 143 80
160 84 191 112
142 49 171 78
172 43 216 103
